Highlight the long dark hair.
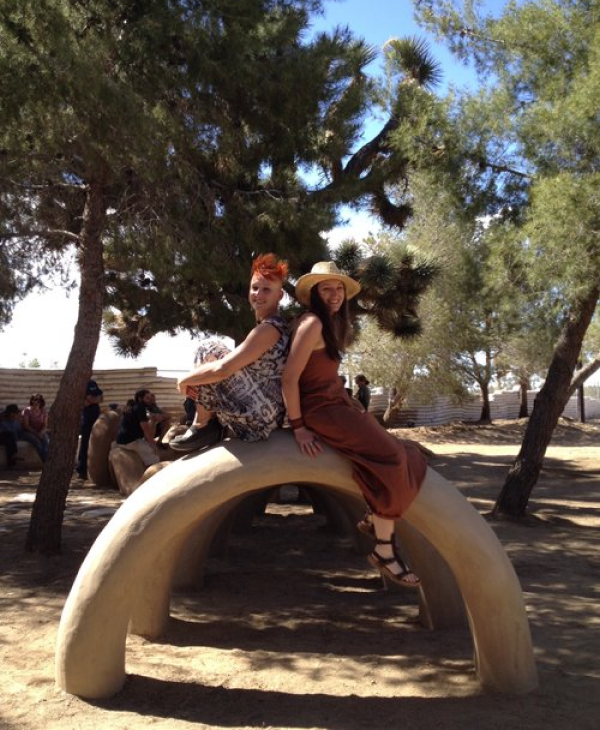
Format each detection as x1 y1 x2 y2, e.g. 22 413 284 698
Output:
309 285 351 361
134 389 151 403
29 393 46 409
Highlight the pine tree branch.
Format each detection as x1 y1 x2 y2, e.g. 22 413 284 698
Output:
569 354 600 395
343 115 399 179
459 27 506 46
4 177 88 191
46 229 82 243
208 178 285 201
306 115 409 223
469 157 534 179
8 228 82 244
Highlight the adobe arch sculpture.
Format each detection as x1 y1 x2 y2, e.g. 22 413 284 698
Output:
55 430 538 698
87 411 121 487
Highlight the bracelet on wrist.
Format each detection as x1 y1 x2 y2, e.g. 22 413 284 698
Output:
289 417 305 431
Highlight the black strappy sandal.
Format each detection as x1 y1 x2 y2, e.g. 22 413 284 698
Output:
368 538 421 589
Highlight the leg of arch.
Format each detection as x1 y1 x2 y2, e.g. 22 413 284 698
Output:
129 525 197 637
405 467 537 693
172 488 281 591
172 496 250 590
55 432 537 698
302 485 362 537
87 411 120 487
128 490 267 637
108 446 146 496
396 521 466 630
230 489 274 531
134 489 288 637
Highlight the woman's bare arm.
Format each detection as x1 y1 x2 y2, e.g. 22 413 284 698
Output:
178 322 281 395
281 314 324 457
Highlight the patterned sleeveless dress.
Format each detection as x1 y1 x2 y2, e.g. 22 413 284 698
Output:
193 315 290 442
299 348 427 519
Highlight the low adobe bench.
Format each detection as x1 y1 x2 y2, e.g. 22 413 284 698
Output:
0 440 43 469
55 430 538 698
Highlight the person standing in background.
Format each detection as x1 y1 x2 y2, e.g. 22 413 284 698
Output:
340 375 353 398
0 404 21 468
76 380 103 480
354 374 371 411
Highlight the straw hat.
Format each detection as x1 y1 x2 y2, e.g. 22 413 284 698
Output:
295 261 361 306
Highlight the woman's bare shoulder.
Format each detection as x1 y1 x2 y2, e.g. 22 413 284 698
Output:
290 313 324 353
292 312 321 332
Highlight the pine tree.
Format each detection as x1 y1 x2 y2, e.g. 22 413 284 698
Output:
416 0 600 516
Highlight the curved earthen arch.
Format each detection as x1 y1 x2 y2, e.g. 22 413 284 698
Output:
55 430 537 698
87 411 120 487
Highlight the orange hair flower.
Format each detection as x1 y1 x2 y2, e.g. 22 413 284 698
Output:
251 253 289 283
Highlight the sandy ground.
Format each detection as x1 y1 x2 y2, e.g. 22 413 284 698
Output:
0 418 599 730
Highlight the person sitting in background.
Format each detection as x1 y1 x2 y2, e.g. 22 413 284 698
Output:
75 379 103 480
147 393 171 445
0 404 20 468
21 394 50 462
115 389 161 467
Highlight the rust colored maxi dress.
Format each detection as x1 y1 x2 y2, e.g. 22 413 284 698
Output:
299 349 427 519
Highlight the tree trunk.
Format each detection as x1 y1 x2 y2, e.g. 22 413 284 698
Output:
578 383 585 423
493 286 599 517
518 377 529 418
26 182 107 554
478 381 491 423
383 388 404 425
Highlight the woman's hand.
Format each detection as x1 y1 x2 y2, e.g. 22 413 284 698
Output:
146 439 160 456
293 426 323 458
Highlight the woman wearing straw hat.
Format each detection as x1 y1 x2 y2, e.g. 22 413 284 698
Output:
282 261 427 588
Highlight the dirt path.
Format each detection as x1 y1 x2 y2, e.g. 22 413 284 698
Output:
0 419 598 730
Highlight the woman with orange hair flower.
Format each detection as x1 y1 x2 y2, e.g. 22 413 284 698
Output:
171 253 290 451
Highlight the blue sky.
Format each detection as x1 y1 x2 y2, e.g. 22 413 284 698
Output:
311 0 478 91
0 1 479 373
